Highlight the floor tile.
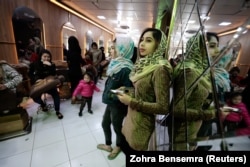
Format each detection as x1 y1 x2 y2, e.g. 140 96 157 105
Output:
0 133 34 159
31 141 69 167
66 132 98 159
0 151 32 167
33 126 65 148
70 150 110 167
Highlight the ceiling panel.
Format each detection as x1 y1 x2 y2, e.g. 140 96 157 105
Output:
57 0 250 47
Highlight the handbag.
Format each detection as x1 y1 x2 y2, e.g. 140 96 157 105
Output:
122 107 154 151
29 75 64 99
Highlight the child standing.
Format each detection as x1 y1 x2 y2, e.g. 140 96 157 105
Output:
220 92 250 137
72 72 100 116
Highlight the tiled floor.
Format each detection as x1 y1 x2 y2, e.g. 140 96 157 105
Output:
0 78 125 167
1 77 250 167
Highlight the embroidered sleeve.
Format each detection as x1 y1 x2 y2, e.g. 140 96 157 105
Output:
3 64 22 90
173 69 216 121
130 65 171 114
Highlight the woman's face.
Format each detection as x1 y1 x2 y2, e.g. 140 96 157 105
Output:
41 53 50 62
110 45 117 59
139 31 157 57
207 36 220 58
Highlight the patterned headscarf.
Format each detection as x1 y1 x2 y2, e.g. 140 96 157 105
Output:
208 41 232 92
212 51 232 92
106 36 134 76
175 33 211 90
130 29 172 82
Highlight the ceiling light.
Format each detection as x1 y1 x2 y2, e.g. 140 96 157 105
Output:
200 16 210 21
237 27 243 32
188 20 196 24
242 30 248 34
233 34 239 38
219 22 231 26
97 16 106 19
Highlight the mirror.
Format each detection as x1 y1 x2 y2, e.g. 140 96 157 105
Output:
62 22 76 61
86 31 93 51
99 36 104 47
12 6 44 65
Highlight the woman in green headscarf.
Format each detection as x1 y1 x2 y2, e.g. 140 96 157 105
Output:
169 33 216 151
117 28 172 152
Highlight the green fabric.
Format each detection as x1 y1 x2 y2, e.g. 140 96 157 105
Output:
130 30 172 82
174 33 211 91
170 33 216 150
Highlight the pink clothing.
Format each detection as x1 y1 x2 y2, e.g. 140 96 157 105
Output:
225 102 250 136
73 80 100 97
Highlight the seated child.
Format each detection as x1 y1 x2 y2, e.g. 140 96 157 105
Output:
219 92 250 137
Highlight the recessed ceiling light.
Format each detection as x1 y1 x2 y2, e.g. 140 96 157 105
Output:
97 16 106 19
188 20 196 24
219 22 231 26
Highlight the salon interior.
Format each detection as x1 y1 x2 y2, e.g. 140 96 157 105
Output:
0 0 250 167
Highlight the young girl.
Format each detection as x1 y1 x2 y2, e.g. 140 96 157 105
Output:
220 92 250 137
72 72 100 116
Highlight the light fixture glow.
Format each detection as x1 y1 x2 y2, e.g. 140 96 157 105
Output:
219 22 231 26
63 25 76 32
50 0 114 36
188 20 196 24
97 16 106 19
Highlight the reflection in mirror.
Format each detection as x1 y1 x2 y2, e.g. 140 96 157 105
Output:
62 22 76 61
86 31 93 51
12 6 44 66
99 36 104 47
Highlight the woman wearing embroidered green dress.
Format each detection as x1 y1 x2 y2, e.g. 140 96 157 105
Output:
117 28 172 152
168 33 217 151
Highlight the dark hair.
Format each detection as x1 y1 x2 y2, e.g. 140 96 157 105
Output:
91 42 98 48
139 28 162 47
83 72 93 80
68 36 81 54
39 49 52 61
131 47 137 64
229 91 242 99
229 66 240 74
99 46 104 50
206 32 219 43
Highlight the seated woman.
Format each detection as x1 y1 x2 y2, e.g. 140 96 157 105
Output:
29 49 63 119
0 60 23 112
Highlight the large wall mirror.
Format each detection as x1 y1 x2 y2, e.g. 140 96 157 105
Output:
86 31 93 51
62 21 76 60
98 36 104 48
12 6 44 65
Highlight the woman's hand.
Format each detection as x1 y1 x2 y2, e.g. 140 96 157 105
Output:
117 93 132 105
219 108 230 120
43 61 51 66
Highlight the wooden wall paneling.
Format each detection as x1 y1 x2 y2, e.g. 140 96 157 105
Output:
0 0 28 63
0 0 113 64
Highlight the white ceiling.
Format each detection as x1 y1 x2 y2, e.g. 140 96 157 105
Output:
59 0 161 43
57 0 250 45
